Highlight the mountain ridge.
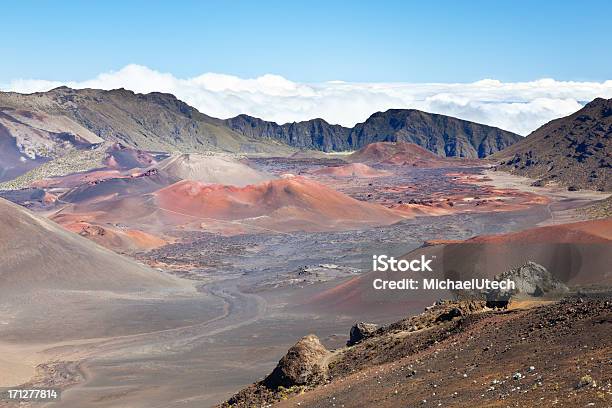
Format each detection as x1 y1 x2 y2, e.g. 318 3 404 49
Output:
0 87 520 162
225 108 522 158
0 87 295 155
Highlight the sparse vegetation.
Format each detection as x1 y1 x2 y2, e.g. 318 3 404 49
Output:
0 145 109 190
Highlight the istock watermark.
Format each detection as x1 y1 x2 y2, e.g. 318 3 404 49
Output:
372 254 433 272
371 254 515 291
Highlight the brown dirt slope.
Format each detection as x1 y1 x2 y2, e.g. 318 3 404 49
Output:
492 97 611 191
223 296 611 408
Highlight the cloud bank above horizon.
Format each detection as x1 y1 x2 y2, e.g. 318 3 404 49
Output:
3 64 612 135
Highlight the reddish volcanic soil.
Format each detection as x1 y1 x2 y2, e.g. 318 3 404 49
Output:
348 142 465 167
465 217 612 244
307 218 612 318
418 218 612 286
432 218 612 280
312 163 391 178
154 175 403 232
387 189 549 219
392 202 456 217
53 214 167 253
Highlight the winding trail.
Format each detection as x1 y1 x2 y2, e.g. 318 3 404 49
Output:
39 277 269 408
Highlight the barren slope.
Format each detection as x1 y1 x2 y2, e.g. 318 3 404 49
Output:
493 97 611 191
0 197 182 292
270 297 611 408
0 108 102 182
158 153 271 186
154 176 403 232
0 87 294 154
347 141 458 166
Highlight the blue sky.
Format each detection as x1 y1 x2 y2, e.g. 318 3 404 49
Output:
2 0 611 83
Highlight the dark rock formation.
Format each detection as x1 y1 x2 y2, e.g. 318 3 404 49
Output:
226 109 521 158
435 307 463 322
348 109 520 158
224 115 350 152
484 261 569 308
347 322 378 346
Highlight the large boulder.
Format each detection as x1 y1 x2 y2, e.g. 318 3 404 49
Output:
485 261 569 308
347 322 378 346
263 334 329 389
497 261 569 296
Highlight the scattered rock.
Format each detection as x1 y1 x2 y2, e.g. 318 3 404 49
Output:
485 295 511 310
577 375 595 389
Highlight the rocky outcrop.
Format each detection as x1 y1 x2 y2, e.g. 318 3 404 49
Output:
263 334 329 388
222 334 330 407
223 295 611 408
226 109 521 158
485 261 569 307
0 88 520 160
497 261 569 296
347 322 378 346
348 109 520 158
224 115 350 152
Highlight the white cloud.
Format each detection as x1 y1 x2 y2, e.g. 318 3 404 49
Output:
2 64 612 135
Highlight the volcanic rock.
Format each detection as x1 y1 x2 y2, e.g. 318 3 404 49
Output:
435 307 463 322
347 322 378 346
496 261 569 296
263 334 330 388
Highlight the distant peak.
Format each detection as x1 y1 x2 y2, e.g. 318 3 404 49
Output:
49 85 74 92
584 97 611 108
